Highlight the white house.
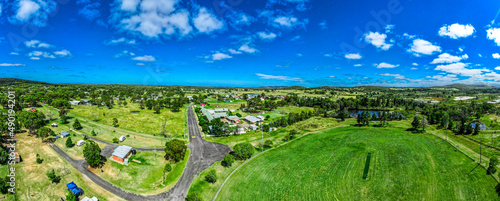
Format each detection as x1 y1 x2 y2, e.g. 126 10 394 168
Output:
60 132 70 138
249 124 258 131
119 135 126 142
77 140 85 146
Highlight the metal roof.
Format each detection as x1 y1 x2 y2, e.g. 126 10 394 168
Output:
244 115 262 123
227 116 239 121
112 145 133 159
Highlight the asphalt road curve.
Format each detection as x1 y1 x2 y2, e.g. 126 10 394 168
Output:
49 105 230 201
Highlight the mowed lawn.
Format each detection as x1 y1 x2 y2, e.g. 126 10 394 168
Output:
216 126 500 201
69 101 187 136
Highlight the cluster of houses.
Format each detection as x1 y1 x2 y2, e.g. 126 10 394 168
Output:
200 105 276 133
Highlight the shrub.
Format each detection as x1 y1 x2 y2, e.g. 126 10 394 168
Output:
264 140 273 148
65 137 73 148
91 130 97 136
113 138 119 144
164 163 172 173
204 169 217 183
186 192 203 201
233 142 254 160
36 154 43 164
73 119 83 130
83 140 102 168
221 154 235 167
66 189 77 201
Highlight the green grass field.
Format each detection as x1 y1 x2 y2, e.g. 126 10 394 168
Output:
98 149 189 195
69 100 187 136
216 126 500 201
274 106 314 114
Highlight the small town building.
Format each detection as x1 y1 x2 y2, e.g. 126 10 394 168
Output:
244 115 263 125
227 116 241 124
60 132 70 138
112 145 133 164
51 123 58 127
69 101 81 105
249 124 259 131
119 135 126 142
77 140 85 146
237 127 246 134
257 115 265 121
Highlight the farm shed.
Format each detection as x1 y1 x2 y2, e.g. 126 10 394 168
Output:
112 145 133 164
77 140 85 146
60 132 70 138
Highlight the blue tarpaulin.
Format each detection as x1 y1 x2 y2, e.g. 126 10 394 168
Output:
67 182 77 190
67 181 82 195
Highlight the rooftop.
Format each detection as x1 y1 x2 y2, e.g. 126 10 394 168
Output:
112 145 133 159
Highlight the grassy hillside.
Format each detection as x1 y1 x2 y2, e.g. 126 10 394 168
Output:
216 126 500 201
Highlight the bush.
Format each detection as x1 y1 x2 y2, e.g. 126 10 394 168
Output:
186 192 203 201
164 163 172 173
113 138 119 143
73 119 83 130
221 154 235 167
233 142 254 160
204 169 217 183
66 189 77 201
36 154 43 164
264 140 273 148
91 130 97 136
164 139 187 163
83 140 102 168
46 169 60 184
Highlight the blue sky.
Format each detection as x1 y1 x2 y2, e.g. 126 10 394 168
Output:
0 0 500 87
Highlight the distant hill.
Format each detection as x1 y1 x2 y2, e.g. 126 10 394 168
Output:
0 78 50 85
428 84 498 90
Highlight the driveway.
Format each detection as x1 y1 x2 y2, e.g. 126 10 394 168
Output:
49 105 231 200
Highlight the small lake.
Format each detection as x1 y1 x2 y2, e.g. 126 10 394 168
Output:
348 110 395 118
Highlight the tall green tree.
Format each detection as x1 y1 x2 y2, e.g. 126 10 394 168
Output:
412 116 421 131
83 140 101 168
18 111 46 135
65 137 73 148
164 139 187 163
73 119 83 130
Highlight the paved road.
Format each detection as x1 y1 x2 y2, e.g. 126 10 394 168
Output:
49 105 230 201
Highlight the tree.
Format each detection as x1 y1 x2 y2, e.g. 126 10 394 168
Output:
0 177 8 194
112 118 119 127
221 154 235 167
496 183 500 197
235 113 242 117
262 124 270 132
154 105 161 114
412 116 421 131
466 123 474 135
164 139 187 163
83 140 102 168
18 111 46 135
61 114 69 124
46 169 61 184
73 119 83 130
264 140 273 148
66 190 77 201
38 127 51 141
420 115 429 132
65 137 73 148
233 142 254 160
164 163 172 173
186 192 203 201
474 123 481 135
113 137 119 143
91 129 97 136
488 157 499 175
204 169 217 183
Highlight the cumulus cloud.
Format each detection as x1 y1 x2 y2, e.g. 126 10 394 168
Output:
54 50 71 57
105 37 137 45
345 53 362 59
11 0 57 27
257 32 277 41
114 50 135 58
193 7 224 34
227 12 254 27
487 28 500 46
10 52 20 55
256 73 302 81
493 53 500 59
375 62 399 68
354 64 363 67
25 40 54 48
238 44 258 54
28 50 55 59
435 62 489 77
132 55 155 62
431 53 468 64
0 63 26 67
438 23 475 39
407 39 442 57
496 66 500 70
211 52 232 61
364 32 393 51
379 73 406 79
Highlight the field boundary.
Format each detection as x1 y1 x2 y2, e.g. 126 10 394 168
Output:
212 125 349 201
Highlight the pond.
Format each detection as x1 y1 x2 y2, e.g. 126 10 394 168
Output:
471 121 486 130
348 110 395 118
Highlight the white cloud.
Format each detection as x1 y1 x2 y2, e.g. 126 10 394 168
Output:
329 75 335 78
114 50 135 58
270 15 308 29
228 49 242 55
324 54 333 58
0 63 26 67
136 63 145 66
105 37 136 45
30 57 40 60
438 23 475 39
364 32 393 51
385 24 395 33
54 50 71 57
412 63 418 66
116 0 193 38
211 52 232 61
256 73 302 81
28 50 55 59
411 67 418 70
379 73 406 79
296 53 303 57
482 72 500 81
354 64 362 67
345 53 362 59
132 55 155 62
493 53 500 59
193 8 224 34
257 32 277 41
431 53 468 64
375 62 399 68
25 40 53 48
487 28 500 46
10 52 20 55
238 44 258 54
407 39 442 57
495 66 500 70
435 62 489 77
13 0 56 27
